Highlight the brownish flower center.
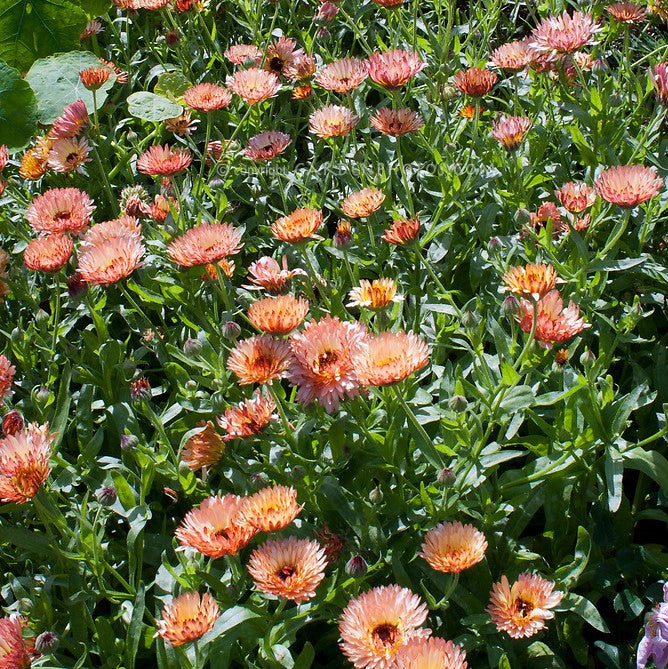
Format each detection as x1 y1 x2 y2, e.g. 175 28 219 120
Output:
315 350 339 373
54 210 72 222
269 57 284 73
372 623 398 646
277 565 295 581
515 598 534 618
213 527 230 540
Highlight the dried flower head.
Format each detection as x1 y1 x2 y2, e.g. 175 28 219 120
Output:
342 188 385 218
247 295 309 334
156 592 219 646
370 108 424 136
137 144 192 176
501 263 562 300
316 58 369 93
181 421 225 471
164 111 199 136
167 222 243 267
242 484 303 532
383 217 420 245
395 637 468 669
217 389 276 441
271 208 324 243
519 290 590 348
490 40 532 71
227 335 293 385
594 165 663 207
227 68 281 105
347 278 402 309
24 234 73 273
453 67 498 97
367 50 427 88
243 131 291 161
245 256 306 294
491 115 532 150
554 182 597 212
49 99 89 139
420 521 487 573
184 83 232 112
309 105 359 138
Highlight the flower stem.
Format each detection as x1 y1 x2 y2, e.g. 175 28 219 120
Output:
267 382 296 449
51 273 61 352
513 298 538 371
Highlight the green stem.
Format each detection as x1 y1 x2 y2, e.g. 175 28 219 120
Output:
197 113 213 197
513 298 538 371
391 383 440 465
268 382 296 449
395 136 415 216
91 145 118 216
51 273 61 352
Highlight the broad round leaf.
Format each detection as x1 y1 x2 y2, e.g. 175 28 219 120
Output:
0 61 38 150
127 92 183 122
154 71 192 101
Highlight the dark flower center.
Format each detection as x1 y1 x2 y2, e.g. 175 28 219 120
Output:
269 57 284 72
372 623 398 646
277 565 295 581
516 598 534 617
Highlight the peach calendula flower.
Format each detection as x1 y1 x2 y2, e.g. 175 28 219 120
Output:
528 11 602 59
0 423 56 503
341 188 385 218
0 616 36 667
247 295 309 334
315 57 368 93
181 421 225 471
487 572 563 639
82 215 142 245
288 316 368 413
370 108 424 136
226 67 281 105
606 2 647 22
137 144 193 176
383 217 420 245
348 278 402 309
527 202 567 238
49 99 89 139
339 585 430 669
292 84 312 100
284 54 317 82
453 67 498 97
47 136 91 173
248 536 327 603
0 145 7 172
271 208 324 243
420 521 487 573
491 115 532 150
80 18 104 39
217 389 276 441
175 494 256 558
243 131 291 161
594 165 664 207
264 36 305 78
649 62 668 105
183 83 232 112
244 256 306 294
167 222 243 267
554 182 597 213
0 354 15 404
79 65 112 90
309 105 359 139
26 187 95 234
227 335 293 385
367 49 427 89
20 136 52 180
156 591 219 647
373 0 404 7
24 234 73 273
224 43 262 65
242 484 303 532
490 40 532 71
352 331 429 386
518 290 590 348
501 263 563 300
395 637 468 669
78 235 145 285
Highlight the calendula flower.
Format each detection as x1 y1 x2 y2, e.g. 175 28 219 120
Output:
528 202 567 237
370 108 424 136
284 54 317 81
0 145 7 172
137 144 192 176
242 484 303 532
420 521 487 573
49 99 89 139
395 637 468 669
309 105 359 138
26 188 94 234
367 50 427 88
24 234 73 272
352 331 428 386
316 58 368 93
264 36 305 78
271 208 324 243
292 84 313 100
554 182 597 212
650 62 668 105
373 0 404 7
224 44 262 65
47 136 91 173
606 1 647 22
348 278 402 309
181 421 225 471
383 217 420 245
247 295 309 334
288 316 368 413
78 235 145 285
490 40 532 71
334 220 353 247
217 389 276 441
227 335 293 385
487 572 563 639
100 58 128 84
0 616 36 667
491 115 532 150
501 263 563 300
637 583 668 669
20 136 52 180
164 111 199 136
243 131 291 161
79 65 112 90
227 68 281 104
244 256 306 293
453 67 498 97
176 495 256 558
183 83 232 112
80 18 104 39
594 165 663 207
156 592 219 647
0 423 56 503
528 11 601 58
82 215 142 245
0 355 15 404
339 585 430 669
341 188 385 218
317 2 339 21
167 222 243 267
248 537 327 603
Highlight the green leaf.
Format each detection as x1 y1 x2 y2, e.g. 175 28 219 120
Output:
293 642 315 669
154 71 191 100
0 61 37 150
125 584 146 669
565 593 610 633
127 91 182 122
622 446 668 496
553 526 591 589
604 446 623 513
0 0 87 72
26 51 114 124
72 0 111 17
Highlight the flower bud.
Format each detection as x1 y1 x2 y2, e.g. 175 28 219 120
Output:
183 338 202 356
448 394 468 413
501 294 521 319
11 328 22 344
437 467 456 485
120 434 138 450
35 308 49 325
580 348 596 368
487 236 501 252
251 472 270 487
368 486 383 504
461 309 478 329
97 485 117 505
66 271 87 298
345 554 368 577
35 631 59 654
317 27 331 40
130 377 151 402
290 465 306 481
222 321 241 340
2 410 24 437
35 386 50 403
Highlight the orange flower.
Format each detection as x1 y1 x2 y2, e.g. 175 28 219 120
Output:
606 1 647 22
395 637 468 669
458 104 478 119
373 0 404 7
47 136 91 173
383 217 420 245
370 108 424 136
284 54 317 81
528 11 601 58
315 58 368 93
175 495 256 558
334 220 353 247
264 36 305 78
271 208 323 243
0 145 7 172
487 572 563 639
227 335 293 385
453 67 497 97
241 484 303 532
217 389 276 441
292 84 313 100
247 295 309 334
137 144 192 176
0 616 36 667
243 131 291 161
650 62 668 105
167 222 243 267
226 68 281 105
83 215 142 245
352 331 429 386
0 354 15 405
309 105 359 138
156 592 219 646
347 278 402 309
420 521 487 573
341 188 385 218
248 537 327 603
501 263 562 300
25 188 95 235
339 585 430 669
181 421 225 471
594 165 663 207
49 99 89 139
80 18 104 40
24 234 73 272
490 40 532 71
79 66 112 90
20 136 52 180
78 235 145 284
183 83 232 112
367 50 427 89
244 255 306 294
224 44 262 66
528 202 567 237
491 115 532 150
554 182 596 213
0 423 56 503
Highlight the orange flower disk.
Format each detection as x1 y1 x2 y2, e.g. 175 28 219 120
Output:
137 144 192 176
217 389 276 441
342 188 385 218
183 83 232 112
453 67 498 97
242 484 302 532
491 115 532 150
420 521 487 573
181 421 225 471
594 164 663 208
315 58 368 93
309 105 359 139
167 222 243 267
226 67 281 105
383 217 420 245
501 262 562 300
367 50 427 89
248 536 327 603
395 637 468 669
24 234 73 273
370 108 424 136
26 188 95 235
247 294 309 334
227 335 293 385
156 592 220 647
271 208 323 243
519 290 590 348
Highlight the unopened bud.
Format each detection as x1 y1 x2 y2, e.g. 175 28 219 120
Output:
222 321 241 340
290 465 306 481
487 236 501 252
183 338 202 356
501 295 521 318
368 486 383 504
35 308 49 325
35 631 59 654
2 410 24 437
345 554 368 577
35 386 50 403
97 485 117 505
437 467 456 485
120 434 138 450
251 472 270 487
461 309 478 329
448 395 468 412
580 348 596 368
